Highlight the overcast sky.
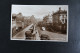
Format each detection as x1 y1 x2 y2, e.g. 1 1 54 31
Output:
12 5 68 19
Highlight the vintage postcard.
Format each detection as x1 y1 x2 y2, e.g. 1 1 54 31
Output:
11 5 68 42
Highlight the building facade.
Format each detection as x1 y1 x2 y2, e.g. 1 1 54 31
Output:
52 7 67 33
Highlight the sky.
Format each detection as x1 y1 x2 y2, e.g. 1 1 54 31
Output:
12 5 68 19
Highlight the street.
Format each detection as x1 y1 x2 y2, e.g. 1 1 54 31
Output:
12 24 67 41
40 30 67 41
12 24 40 40
11 5 68 42
36 26 67 41
12 24 33 40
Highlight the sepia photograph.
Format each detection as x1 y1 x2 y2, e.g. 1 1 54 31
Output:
11 5 68 42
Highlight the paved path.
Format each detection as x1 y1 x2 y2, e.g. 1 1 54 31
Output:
12 24 33 40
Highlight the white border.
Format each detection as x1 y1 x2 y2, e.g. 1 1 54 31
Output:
10 5 12 40
10 5 69 42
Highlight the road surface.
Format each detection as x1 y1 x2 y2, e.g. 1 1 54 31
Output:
12 24 40 40
37 26 67 41
12 24 33 40
40 30 68 41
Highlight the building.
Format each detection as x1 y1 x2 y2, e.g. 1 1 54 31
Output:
16 13 24 29
42 14 53 31
52 7 67 33
30 15 37 25
43 14 53 25
24 16 31 27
